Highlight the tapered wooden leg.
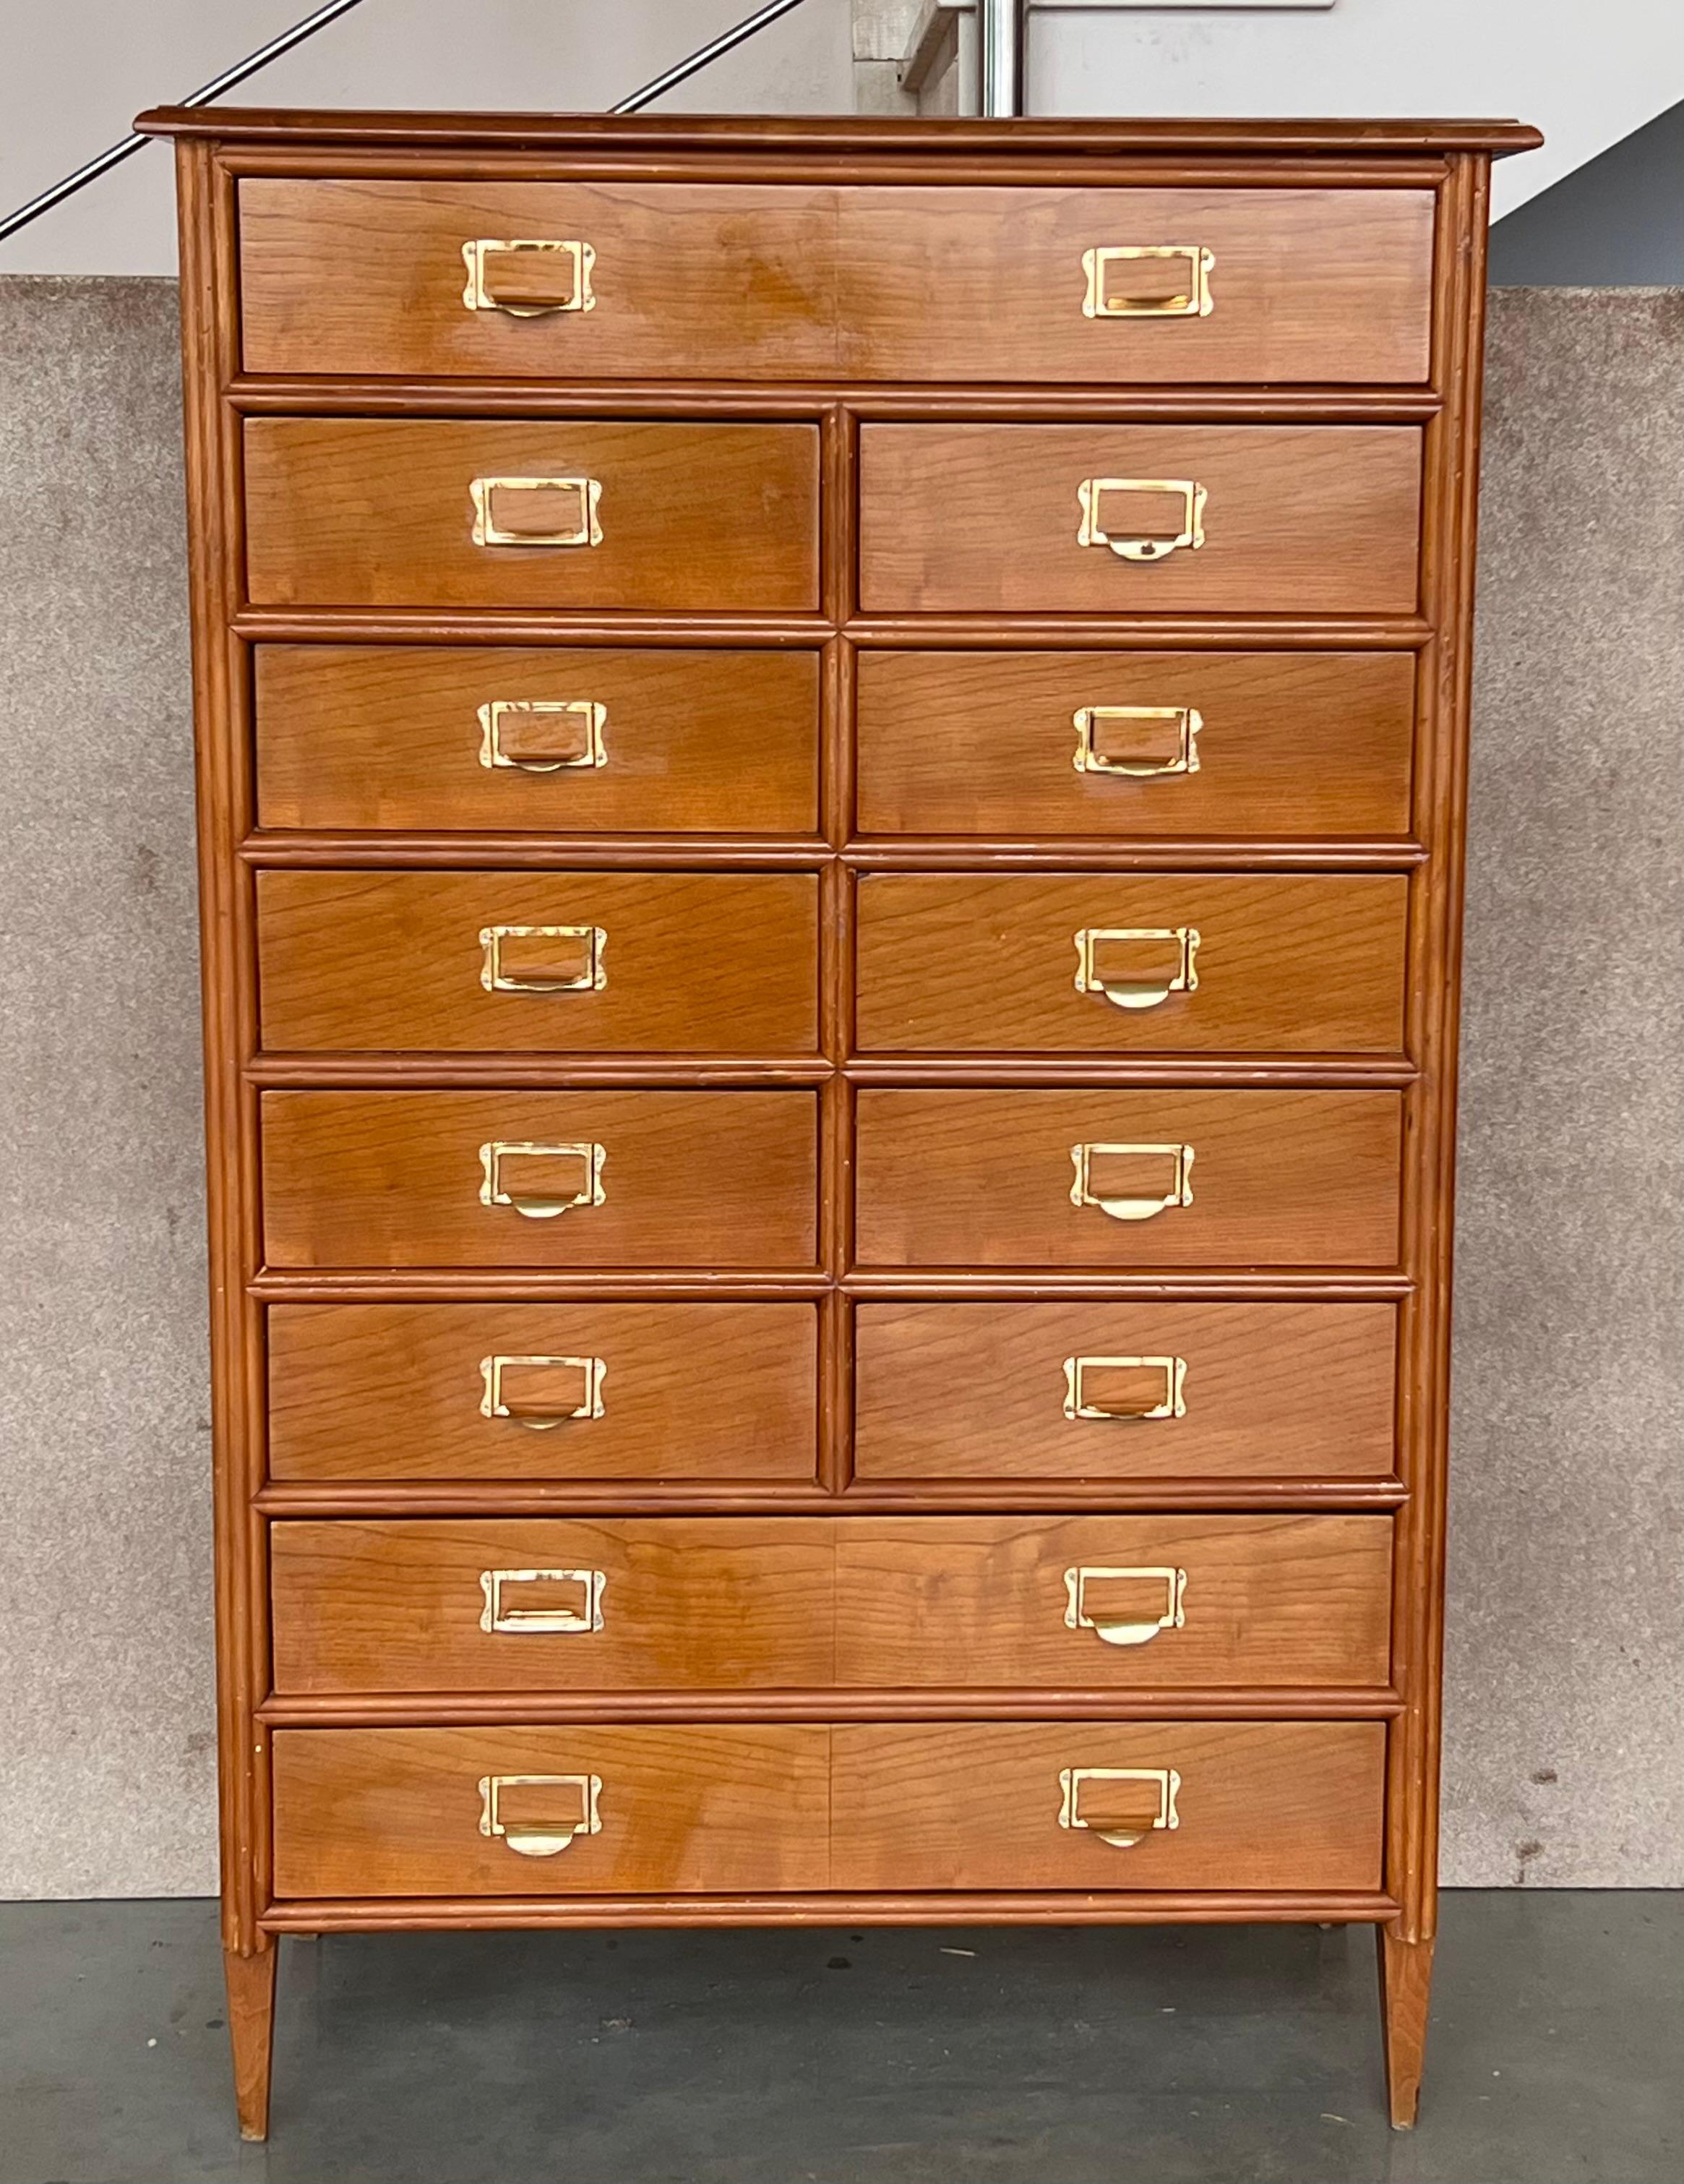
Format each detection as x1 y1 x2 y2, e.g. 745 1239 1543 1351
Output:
225 1943 278 2141
1377 1925 1434 2129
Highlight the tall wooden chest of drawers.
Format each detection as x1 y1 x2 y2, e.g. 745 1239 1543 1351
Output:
141 105 1538 2138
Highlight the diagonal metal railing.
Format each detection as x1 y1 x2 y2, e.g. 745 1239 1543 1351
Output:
0 0 820 248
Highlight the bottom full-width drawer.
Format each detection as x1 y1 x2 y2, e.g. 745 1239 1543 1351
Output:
270 1721 1383 1898
270 1725 831 1896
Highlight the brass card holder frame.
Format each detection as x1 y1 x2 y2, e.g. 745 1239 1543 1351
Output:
480 924 607 994
1070 1141 1195 1223
479 1566 606 1635
1063 1564 1187 1648
1062 1353 1187 1423
480 1353 606 1429
478 699 608 773
478 1139 606 1220
1058 1765 1181 1849
1076 477 1206 563
1073 706 1202 779
471 475 603 548
462 237 596 317
478 1773 603 1858
1082 244 1214 320
1073 925 1200 1012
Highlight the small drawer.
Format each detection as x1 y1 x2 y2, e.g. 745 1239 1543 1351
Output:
256 871 818 1055
854 1088 1401 1269
853 650 1416 841
260 1089 817 1269
829 1721 1385 1892
857 424 1420 615
268 1302 817 1482
852 1301 1397 1481
254 646 820 835
244 419 820 612
239 179 840 380
271 1518 836 1694
271 1725 831 1897
854 873 1408 1055
837 186 1433 385
833 1515 1391 1689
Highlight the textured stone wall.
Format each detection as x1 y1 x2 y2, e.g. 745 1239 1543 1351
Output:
0 279 1677 1895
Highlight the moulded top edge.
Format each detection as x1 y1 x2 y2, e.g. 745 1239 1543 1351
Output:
133 108 1544 159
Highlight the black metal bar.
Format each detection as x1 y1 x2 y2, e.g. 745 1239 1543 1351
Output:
0 0 374 247
610 0 817 114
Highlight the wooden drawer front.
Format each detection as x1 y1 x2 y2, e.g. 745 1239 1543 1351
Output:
261 1090 817 1269
272 1725 830 1897
855 873 1407 1055
244 420 820 612
254 646 820 835
239 179 838 380
857 426 1420 615
272 1519 836 1694
257 871 818 1055
854 1089 1401 1269
268 1302 817 1482
835 1516 1391 1690
853 650 1416 841
852 1302 1397 1481
830 1722 1385 1891
836 187 1432 385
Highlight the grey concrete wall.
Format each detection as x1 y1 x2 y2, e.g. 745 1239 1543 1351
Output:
0 279 1679 1897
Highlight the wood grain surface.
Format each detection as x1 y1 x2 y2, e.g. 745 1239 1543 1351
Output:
851 1300 1397 1479
854 872 1408 1054
267 1301 818 1481
244 418 821 611
854 1087 1403 1267
259 1089 819 1268
857 424 1422 614
254 645 820 835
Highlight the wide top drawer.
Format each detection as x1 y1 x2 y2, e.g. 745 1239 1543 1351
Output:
238 179 1434 386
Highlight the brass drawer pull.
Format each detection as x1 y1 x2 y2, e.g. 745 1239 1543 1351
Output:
1074 925 1200 1012
471 475 603 549
479 700 607 773
1059 1765 1180 1849
1073 705 1201 778
480 924 607 995
479 1139 606 1221
480 1353 606 1430
1076 477 1206 563
1062 1353 1187 1423
462 237 596 317
1082 244 1214 320
478 1772 603 1859
479 1566 606 1635
1064 1564 1187 1649
1070 1141 1194 1223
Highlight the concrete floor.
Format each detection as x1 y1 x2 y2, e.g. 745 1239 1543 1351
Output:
1 1895 1677 2184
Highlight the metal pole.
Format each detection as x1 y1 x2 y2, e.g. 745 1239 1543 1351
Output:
979 0 1026 116
0 0 373 247
611 0 815 114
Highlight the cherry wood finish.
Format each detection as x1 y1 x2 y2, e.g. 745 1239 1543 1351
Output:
272 1724 833 1896
147 106 1531 2133
829 1721 1386 1891
257 870 820 1053
854 1088 1404 1267
267 1301 819 1481
855 873 1408 1054
259 1089 820 1269
244 419 822 611
857 425 1422 615
853 650 1417 842
254 645 821 836
851 1301 1398 1481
